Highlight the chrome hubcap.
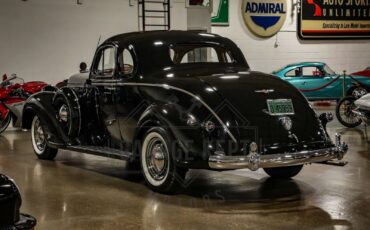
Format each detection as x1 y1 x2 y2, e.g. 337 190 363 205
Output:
33 118 46 152
146 137 168 181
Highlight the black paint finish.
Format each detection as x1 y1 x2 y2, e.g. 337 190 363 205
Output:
22 31 333 169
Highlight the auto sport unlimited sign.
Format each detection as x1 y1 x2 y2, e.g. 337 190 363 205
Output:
298 0 370 39
242 0 287 37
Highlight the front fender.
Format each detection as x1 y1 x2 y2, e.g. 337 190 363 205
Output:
22 92 69 147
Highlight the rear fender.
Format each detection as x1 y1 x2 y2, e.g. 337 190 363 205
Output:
134 104 209 168
22 91 69 147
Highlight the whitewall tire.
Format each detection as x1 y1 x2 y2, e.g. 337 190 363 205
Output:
140 127 187 194
31 116 58 160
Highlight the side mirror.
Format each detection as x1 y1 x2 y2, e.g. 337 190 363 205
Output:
79 62 87 73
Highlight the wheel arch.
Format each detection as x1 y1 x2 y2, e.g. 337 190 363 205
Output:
22 106 36 130
133 104 206 168
22 93 69 146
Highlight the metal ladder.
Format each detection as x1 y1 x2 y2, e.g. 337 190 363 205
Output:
138 0 171 31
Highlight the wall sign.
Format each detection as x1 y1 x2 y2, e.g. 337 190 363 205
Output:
241 0 287 37
298 0 370 39
212 0 229 26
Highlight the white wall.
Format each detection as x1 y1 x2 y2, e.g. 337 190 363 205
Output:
0 0 186 84
212 0 370 74
0 0 369 85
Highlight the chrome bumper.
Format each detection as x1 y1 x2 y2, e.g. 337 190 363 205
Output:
209 134 348 170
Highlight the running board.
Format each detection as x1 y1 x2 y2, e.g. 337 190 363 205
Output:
66 145 133 160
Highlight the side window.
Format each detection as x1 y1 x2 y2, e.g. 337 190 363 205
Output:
285 68 302 77
302 66 324 77
181 47 217 63
170 45 235 64
119 49 134 75
96 47 116 77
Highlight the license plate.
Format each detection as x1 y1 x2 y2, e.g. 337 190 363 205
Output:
267 99 295 116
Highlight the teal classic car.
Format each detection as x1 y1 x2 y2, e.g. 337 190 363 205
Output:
273 62 370 101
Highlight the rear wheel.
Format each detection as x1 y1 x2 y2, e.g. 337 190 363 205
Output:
0 113 11 134
351 86 368 98
31 116 58 160
336 96 362 128
140 127 187 194
264 165 303 178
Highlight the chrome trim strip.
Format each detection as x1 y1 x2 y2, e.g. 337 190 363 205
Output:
255 89 274 94
91 79 122 84
68 88 82 136
90 82 237 143
209 135 348 170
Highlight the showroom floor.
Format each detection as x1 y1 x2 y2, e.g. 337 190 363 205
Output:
0 106 369 230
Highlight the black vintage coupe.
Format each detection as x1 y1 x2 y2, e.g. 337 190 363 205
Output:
22 31 347 193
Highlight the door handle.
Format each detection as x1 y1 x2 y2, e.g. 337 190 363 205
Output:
105 87 116 91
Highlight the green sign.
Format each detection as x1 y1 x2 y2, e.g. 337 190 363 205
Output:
211 0 229 26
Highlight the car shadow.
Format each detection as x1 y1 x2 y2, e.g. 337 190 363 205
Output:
140 172 353 230
50 154 353 229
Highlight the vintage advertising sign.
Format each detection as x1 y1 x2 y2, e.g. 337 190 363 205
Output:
241 0 287 37
212 0 229 26
298 0 370 39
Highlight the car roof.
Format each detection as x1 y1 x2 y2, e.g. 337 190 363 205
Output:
103 30 229 47
98 30 248 74
284 62 326 68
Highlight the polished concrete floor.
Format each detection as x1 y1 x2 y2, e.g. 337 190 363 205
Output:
1 106 370 230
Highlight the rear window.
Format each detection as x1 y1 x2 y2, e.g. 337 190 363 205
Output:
170 44 235 64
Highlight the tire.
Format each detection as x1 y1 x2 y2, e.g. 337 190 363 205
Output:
336 96 362 128
0 113 11 134
140 127 187 194
263 165 303 178
31 116 58 160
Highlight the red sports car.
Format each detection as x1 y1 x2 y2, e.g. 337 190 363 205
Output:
352 67 370 78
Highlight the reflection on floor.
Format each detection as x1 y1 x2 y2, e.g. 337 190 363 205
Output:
0 106 369 229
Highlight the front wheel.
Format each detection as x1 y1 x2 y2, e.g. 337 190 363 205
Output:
0 113 11 134
263 165 303 178
140 127 187 194
31 116 58 160
336 96 362 128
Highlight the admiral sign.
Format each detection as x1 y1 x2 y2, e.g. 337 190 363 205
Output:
299 0 370 39
242 0 287 37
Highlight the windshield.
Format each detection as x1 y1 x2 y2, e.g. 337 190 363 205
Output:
170 44 235 65
323 64 336 75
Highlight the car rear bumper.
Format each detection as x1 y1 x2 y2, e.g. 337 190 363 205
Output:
208 134 348 170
